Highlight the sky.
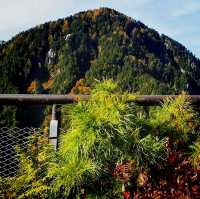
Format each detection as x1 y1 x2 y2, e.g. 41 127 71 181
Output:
0 0 200 58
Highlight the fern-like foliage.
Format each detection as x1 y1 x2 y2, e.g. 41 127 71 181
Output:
48 80 167 197
1 80 199 198
146 94 196 141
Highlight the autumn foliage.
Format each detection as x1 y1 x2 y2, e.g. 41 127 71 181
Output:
70 78 90 95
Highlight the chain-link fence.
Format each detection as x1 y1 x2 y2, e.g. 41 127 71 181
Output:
0 127 67 178
0 127 43 177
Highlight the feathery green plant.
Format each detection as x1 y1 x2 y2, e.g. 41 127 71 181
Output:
48 80 167 197
1 80 199 198
147 94 195 141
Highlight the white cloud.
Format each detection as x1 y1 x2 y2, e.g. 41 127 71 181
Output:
170 0 200 17
0 0 75 40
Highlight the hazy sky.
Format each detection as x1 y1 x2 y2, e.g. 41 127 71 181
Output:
0 0 200 58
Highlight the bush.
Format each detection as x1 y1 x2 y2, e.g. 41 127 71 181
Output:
1 80 200 198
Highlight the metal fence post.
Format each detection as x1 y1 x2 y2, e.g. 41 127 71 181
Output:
49 104 58 150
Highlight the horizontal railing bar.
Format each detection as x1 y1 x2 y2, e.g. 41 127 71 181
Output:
0 94 89 105
127 95 200 105
0 94 200 106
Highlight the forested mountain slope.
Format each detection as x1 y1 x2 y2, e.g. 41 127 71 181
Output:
0 7 200 126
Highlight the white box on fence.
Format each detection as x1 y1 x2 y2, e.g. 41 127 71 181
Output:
49 120 58 138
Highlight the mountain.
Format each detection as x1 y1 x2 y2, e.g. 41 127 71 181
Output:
0 7 200 127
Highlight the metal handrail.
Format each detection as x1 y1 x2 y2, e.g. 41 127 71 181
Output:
0 94 89 105
1 94 200 105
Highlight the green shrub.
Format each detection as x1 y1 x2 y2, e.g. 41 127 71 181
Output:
1 80 199 198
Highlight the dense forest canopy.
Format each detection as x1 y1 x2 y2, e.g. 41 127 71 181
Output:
0 7 200 127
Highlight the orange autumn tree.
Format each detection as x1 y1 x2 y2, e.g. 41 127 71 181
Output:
70 78 90 95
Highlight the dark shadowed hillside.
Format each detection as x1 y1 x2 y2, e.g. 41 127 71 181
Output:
0 7 200 126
